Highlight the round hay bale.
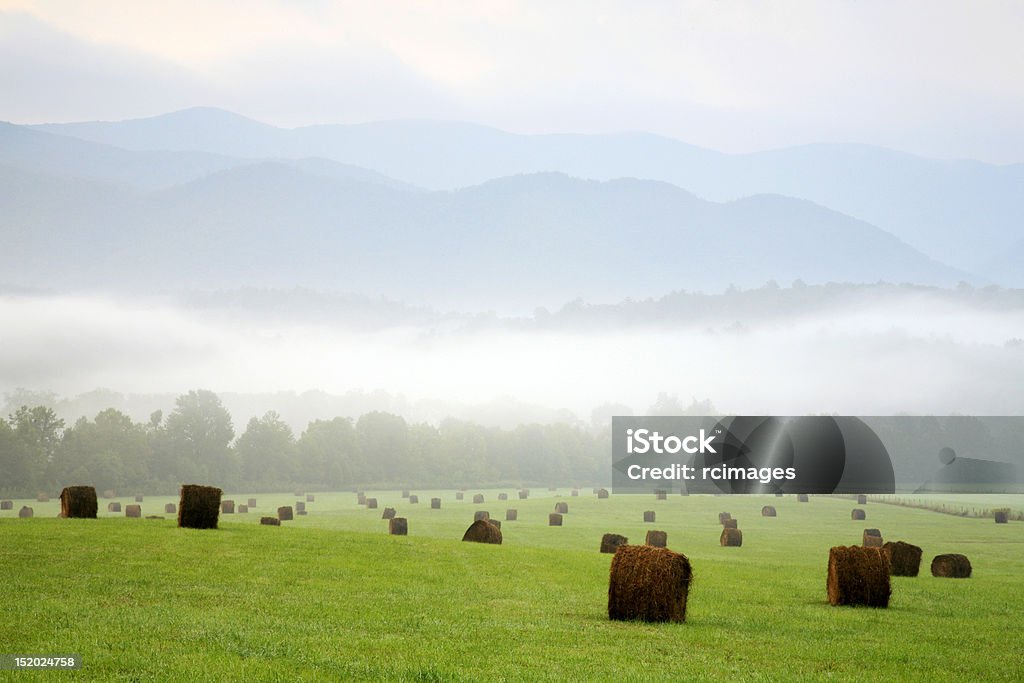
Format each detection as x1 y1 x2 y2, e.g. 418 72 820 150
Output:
474 510 490 521
490 519 502 530
720 528 742 546
851 508 866 520
549 512 563 526
571 489 579 497
518 490 528 500
456 492 465 500
857 494 868 505
278 506 294 521
505 508 518 521
600 533 628 554
389 517 408 535
462 519 502 544
430 498 441 509
597 488 609 499
931 554 972 578
260 516 280 526
107 502 121 512
164 503 176 514
718 512 732 524
357 493 366 505
498 493 508 501
645 530 667 547
401 489 410 498
306 494 315 503
554 502 568 514
297 509 308 516
827 545 891 607
382 507 396 519
36 493 49 502
655 489 667 500
0 500 12 510
102 489 115 499
247 498 257 508
18 506 34 518
761 505 777 517
882 541 923 577
178 484 222 529
607 545 692 623
238 504 248 514
295 501 306 513
643 510 656 523
135 495 143 502
59 485 98 519
473 494 484 504
797 493 809 503
294 491 304 497
993 509 1009 524
366 498 378 509
222 500 235 514
862 529 883 547
125 504 142 518
409 495 419 504
723 518 738 529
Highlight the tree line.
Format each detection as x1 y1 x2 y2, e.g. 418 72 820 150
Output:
0 390 610 497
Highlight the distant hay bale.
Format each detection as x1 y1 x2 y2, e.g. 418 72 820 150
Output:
178 484 222 529
297 509 308 516
107 502 121 512
851 508 866 520
36 493 49 502
125 504 142 518
431 498 441 509
473 494 484 504
827 546 891 607
382 507 396 519
607 545 692 623
518 490 528 500
401 489 410 498
0 500 12 510
506 509 518 521
248 498 257 507
857 494 868 505
862 529 883 547
718 512 732 524
238 504 248 513
102 489 115 499
597 488 609 499
720 528 743 546
723 519 738 529
260 516 280 526
554 502 568 514
306 494 315 503
490 519 501 529
295 501 306 513
645 530 667 547
797 494 809 502
643 510 656 523
278 506 293 521
600 533 628 553
761 505 777 517
59 486 97 519
474 510 490 521
221 500 235 514
357 493 366 505
164 503 176 514
456 492 464 500
409 495 419 504
882 541 923 577
389 517 408 535
366 498 378 509
994 509 1009 524
462 519 502 544
294 491 304 497
571 489 579 497
655 489 667 500
135 495 143 502
498 493 508 501
18 506 34 518
931 554 972 578
549 513 563 526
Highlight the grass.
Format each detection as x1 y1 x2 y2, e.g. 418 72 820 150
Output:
2 491 1024 681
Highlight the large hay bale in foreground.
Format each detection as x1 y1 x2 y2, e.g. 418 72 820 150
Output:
107 502 121 512
827 546 891 607
797 494 809 503
248 498 256 507
260 516 280 526
382 507 396 519
643 510 656 523
164 503 176 514
718 512 732 524
554 502 568 514
473 494 484 504
645 530 667 547
278 506 293 521
720 528 743 546
863 529 883 547
59 486 97 519
177 485 221 529
601 533 628 554
506 508 518 521
222 500 235 514
761 505 777 517
931 554 972 578
607 545 692 623
389 517 408 535
882 541 922 577
0 500 12 510
549 513 563 526
19 506 34 518
125 504 142 518
597 488 609 499
431 498 441 509
366 498 378 509
462 519 502 544
851 508 866 520
474 510 490 521
994 509 1009 524
857 494 868 505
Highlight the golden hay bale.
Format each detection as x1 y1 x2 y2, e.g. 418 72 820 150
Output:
248 498 257 507
0 500 12 510
655 489 667 500
797 494 809 503
456 492 464 500
409 495 419 504
549 512 563 526
862 529 883 547
164 503 176 514
597 488 609 499
645 530 667 547
882 541 923 577
506 508 518 521
643 510 656 523
107 502 121 512
851 508 866 520
431 498 441 509
462 519 502 544
382 507 396 519
19 506 34 518
389 517 408 535
607 545 692 623
59 486 97 519
498 493 508 501
600 533 628 554
827 546 891 607
125 504 142 518
260 516 280 526
366 498 378 509
718 512 732 524
278 506 293 521
135 495 143 502
554 502 569 514
931 554 972 578
474 510 490 521
295 501 306 513
306 494 315 503
178 484 222 529
490 520 502 529
473 494 484 504
761 505 777 517
238 504 248 514
857 494 868 505
222 500 235 514
723 519 738 529
993 509 1009 524
518 490 528 500
720 528 743 546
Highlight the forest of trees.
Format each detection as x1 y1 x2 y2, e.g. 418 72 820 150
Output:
0 390 610 497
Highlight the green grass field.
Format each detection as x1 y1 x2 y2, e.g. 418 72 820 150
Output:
2 491 1023 681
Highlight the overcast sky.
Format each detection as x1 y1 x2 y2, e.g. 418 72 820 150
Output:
2 1 1023 162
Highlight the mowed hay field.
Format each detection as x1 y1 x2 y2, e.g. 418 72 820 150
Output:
2 492 1024 682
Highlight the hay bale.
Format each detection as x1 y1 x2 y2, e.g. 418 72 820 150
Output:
297 509 308 516
409 495 419 504
506 508 518 521
994 509 1009 524
107 502 121 512
554 502 568 514
366 498 378 509
643 510 656 523
490 519 502 529
718 512 732 524
278 506 293 521
572 489 579 497
431 498 441 509
857 494 868 505
645 530 667 547
518 490 528 500
456 492 464 500
260 516 280 526
102 489 115 499
597 488 609 499
862 529 883 547
549 512 563 526
306 494 315 503
655 489 667 500
357 493 366 505
607 545 692 623
248 498 257 507
18 506 34 518
797 494 809 502
723 518 738 529
382 507 396 519
222 500 235 514
474 510 490 521
0 500 12 510
59 486 98 519
178 484 223 529
931 554 972 578
36 493 49 502
462 519 502 544
473 494 484 504
761 505 777 517
125 504 142 518
163 503 176 514
135 495 143 502
600 533 628 553
295 501 306 513
402 489 410 498
389 517 408 535
720 528 743 546
851 508 866 520
294 491 304 497
827 546 891 607
882 541 922 577
498 493 508 501
238 504 248 514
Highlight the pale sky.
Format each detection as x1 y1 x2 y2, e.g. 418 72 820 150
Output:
2 0 1023 162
